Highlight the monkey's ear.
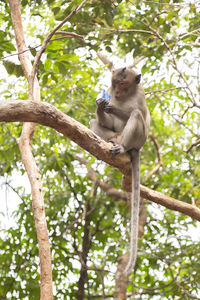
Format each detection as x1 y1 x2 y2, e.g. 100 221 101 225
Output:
122 67 126 72
135 74 141 84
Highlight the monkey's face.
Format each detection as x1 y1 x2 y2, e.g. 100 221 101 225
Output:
111 68 141 100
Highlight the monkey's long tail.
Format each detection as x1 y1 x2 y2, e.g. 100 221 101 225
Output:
124 149 140 276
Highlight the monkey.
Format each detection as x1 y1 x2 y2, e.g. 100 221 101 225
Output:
90 64 150 275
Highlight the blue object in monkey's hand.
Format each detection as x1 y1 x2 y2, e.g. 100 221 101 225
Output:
96 89 111 104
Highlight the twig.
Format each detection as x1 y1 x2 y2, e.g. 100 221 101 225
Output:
55 31 84 39
2 31 84 61
181 103 195 118
168 264 200 300
145 87 185 95
108 28 155 36
146 133 163 179
146 24 197 104
141 0 198 6
2 45 41 60
155 93 198 137
185 139 200 153
129 56 146 68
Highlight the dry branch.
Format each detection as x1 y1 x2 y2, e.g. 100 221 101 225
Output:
1 100 200 221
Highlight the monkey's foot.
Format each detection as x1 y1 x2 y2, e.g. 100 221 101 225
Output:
110 144 124 155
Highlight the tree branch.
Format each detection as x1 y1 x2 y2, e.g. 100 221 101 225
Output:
146 24 197 104
1 100 200 221
75 155 128 201
29 0 88 99
97 51 114 71
8 1 53 299
146 133 163 179
185 139 200 153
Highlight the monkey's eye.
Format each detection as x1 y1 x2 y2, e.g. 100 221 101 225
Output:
119 81 126 86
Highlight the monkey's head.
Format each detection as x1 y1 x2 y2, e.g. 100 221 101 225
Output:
111 67 141 100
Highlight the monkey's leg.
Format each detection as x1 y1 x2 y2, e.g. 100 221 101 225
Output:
110 110 145 155
90 119 117 142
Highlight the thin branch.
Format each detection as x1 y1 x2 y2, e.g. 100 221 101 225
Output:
168 264 200 300
107 28 155 36
2 45 41 60
2 32 84 61
75 155 128 201
145 87 185 95
179 27 200 40
141 0 198 6
181 103 195 118
146 133 163 179
97 51 114 71
155 89 198 138
129 56 146 68
185 139 200 153
29 0 88 99
6 182 25 203
146 24 197 104
1 100 200 221
55 31 84 39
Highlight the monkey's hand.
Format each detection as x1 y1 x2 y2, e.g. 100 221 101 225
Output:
103 104 115 114
98 100 118 115
97 99 110 112
110 144 125 155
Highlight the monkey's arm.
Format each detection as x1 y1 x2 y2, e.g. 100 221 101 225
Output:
104 104 130 122
96 99 114 128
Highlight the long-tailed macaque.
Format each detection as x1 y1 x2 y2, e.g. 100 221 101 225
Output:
90 56 150 275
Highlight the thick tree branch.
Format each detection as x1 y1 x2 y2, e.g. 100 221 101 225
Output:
140 185 200 221
0 99 131 174
1 100 200 221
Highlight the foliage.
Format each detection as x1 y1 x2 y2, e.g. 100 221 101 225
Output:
0 0 200 299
